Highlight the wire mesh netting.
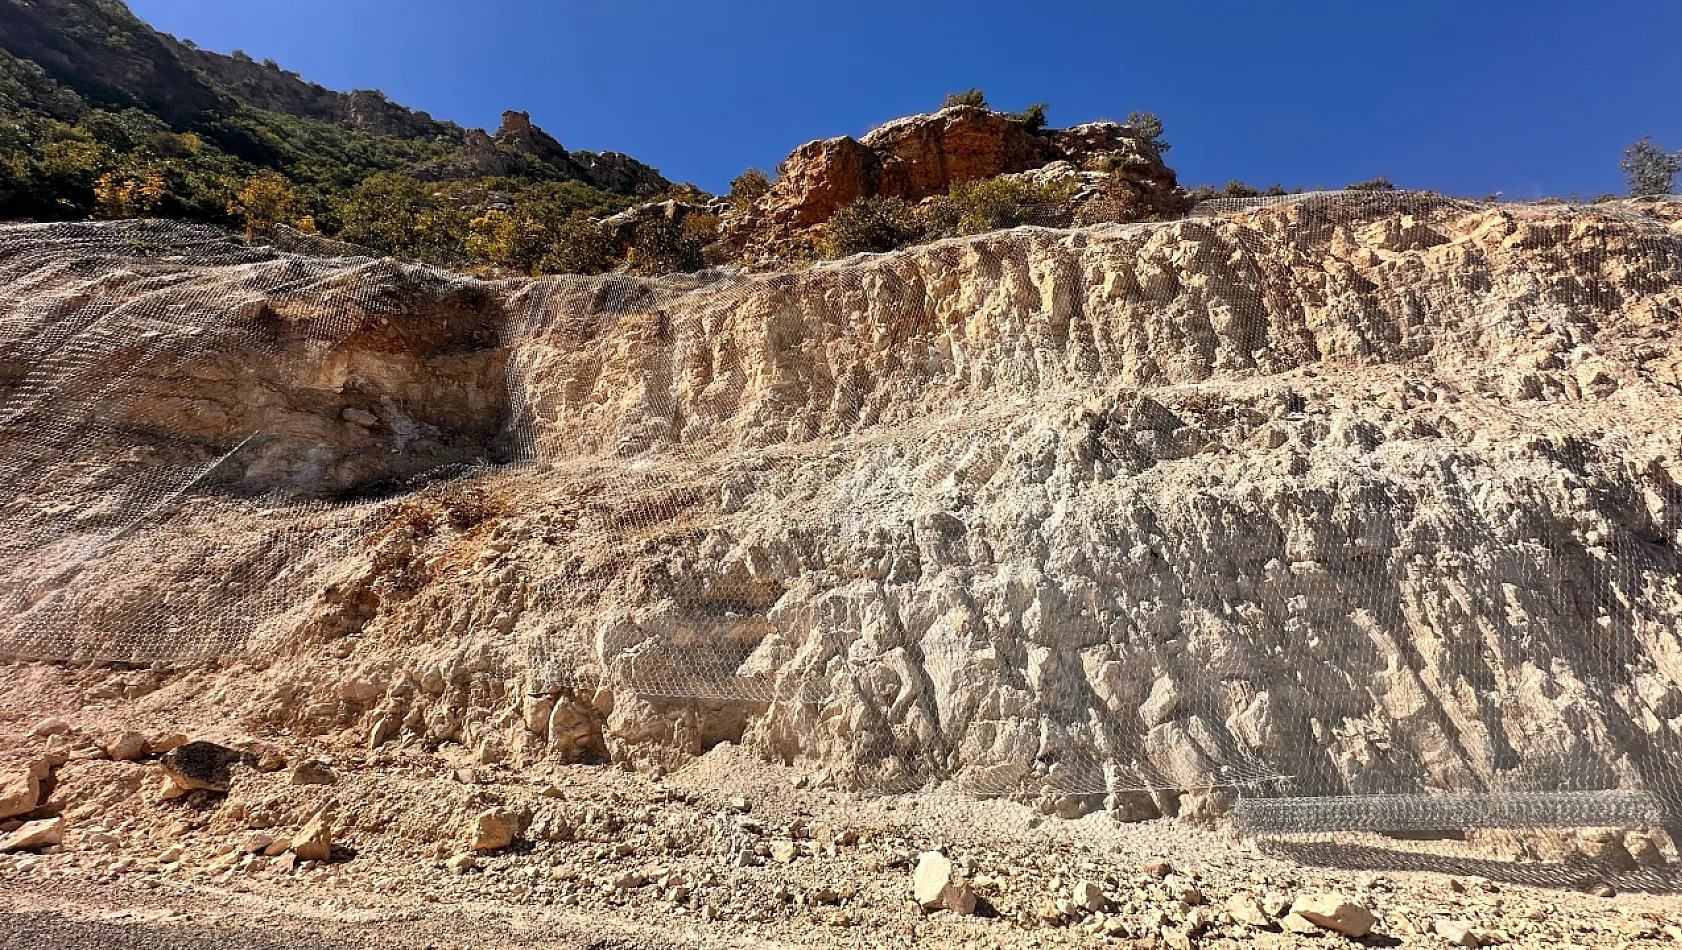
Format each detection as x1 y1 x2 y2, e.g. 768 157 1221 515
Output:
2 193 1681 855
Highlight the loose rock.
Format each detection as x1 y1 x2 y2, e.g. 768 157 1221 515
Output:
291 813 333 862
1288 893 1376 938
468 808 517 852
0 817 63 854
912 851 977 915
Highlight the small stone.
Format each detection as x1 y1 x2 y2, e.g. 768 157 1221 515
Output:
770 840 798 863
289 760 337 786
1225 893 1271 927
1071 879 1106 912
157 846 183 864
151 733 188 754
729 796 751 813
0 817 64 854
1288 894 1375 938
912 851 977 915
104 732 148 762
446 854 477 875
1165 874 1203 905
1433 919 1482 948
468 808 517 852
239 832 275 854
1141 858 1173 878
30 718 70 738
290 813 333 862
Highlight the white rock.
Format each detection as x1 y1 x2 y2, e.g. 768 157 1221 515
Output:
104 732 148 762
1225 893 1271 927
1288 893 1375 937
1433 919 1481 948
913 851 977 915
1072 879 1106 912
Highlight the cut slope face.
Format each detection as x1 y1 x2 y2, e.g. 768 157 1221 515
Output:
2 195 1681 827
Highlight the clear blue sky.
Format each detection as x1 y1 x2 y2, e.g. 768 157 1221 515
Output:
129 0 1681 198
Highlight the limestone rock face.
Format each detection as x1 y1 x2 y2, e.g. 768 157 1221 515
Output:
720 106 1182 264
3 196 1682 818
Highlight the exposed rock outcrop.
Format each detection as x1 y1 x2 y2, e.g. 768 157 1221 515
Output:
413 111 670 196
3 195 1682 820
718 105 1184 265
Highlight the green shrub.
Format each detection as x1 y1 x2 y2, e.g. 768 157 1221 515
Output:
728 167 772 207
924 176 1079 237
626 214 711 274
539 212 617 275
819 196 923 258
1345 176 1398 192
942 88 988 109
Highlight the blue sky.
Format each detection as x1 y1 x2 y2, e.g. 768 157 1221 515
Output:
129 0 1682 198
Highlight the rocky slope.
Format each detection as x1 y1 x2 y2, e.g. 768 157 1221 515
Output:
2 194 1681 837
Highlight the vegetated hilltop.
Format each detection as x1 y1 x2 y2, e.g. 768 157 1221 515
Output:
0 0 1200 278
0 0 676 266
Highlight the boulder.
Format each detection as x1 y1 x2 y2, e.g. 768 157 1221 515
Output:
468 808 517 852
0 817 63 853
1225 893 1271 928
290 813 333 862
0 757 52 820
1071 879 1106 912
912 850 977 915
104 731 148 762
1287 894 1376 937
159 741 243 792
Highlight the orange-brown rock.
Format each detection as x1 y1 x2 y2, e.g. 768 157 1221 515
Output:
718 106 1184 265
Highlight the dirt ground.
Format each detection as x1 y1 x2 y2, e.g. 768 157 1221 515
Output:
4 660 1682 950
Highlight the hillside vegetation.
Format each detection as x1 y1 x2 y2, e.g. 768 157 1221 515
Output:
0 0 688 273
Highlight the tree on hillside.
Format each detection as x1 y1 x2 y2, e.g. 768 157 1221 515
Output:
1125 111 1170 152
230 172 312 236
1621 138 1680 197
1015 103 1050 134
942 88 988 109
